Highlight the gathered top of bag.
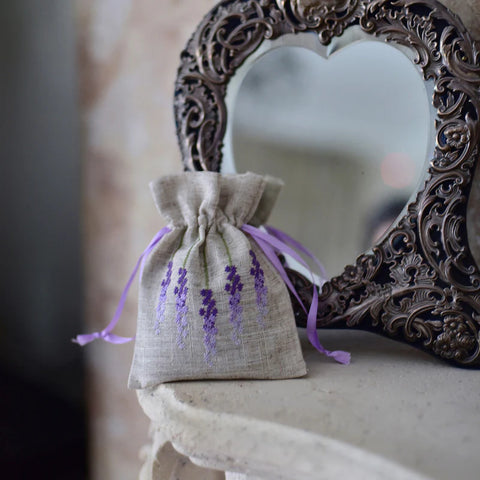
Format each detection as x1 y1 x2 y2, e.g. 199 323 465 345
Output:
151 171 283 229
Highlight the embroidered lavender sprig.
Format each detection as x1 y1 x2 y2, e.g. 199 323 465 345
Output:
154 261 173 335
249 250 268 326
225 265 243 345
199 289 218 366
173 267 189 349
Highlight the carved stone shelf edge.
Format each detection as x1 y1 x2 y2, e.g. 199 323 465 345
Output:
174 0 480 367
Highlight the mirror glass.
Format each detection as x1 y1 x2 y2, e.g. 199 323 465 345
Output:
227 39 433 277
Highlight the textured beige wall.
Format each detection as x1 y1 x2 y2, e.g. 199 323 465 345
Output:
77 1 480 478
77 1 216 478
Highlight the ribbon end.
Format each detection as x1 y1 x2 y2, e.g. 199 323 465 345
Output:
72 331 133 346
71 335 93 347
328 350 351 365
102 333 135 344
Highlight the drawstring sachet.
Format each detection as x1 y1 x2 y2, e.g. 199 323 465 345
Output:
74 172 349 387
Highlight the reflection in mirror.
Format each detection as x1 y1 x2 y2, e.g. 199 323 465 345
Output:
228 40 433 278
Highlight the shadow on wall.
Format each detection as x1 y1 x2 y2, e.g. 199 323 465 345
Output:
0 1 86 477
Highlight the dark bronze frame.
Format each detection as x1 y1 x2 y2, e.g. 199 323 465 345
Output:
174 0 480 366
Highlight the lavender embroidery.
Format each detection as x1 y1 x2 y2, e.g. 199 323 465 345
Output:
154 261 173 335
249 250 268 326
199 289 218 366
173 267 189 349
225 265 243 345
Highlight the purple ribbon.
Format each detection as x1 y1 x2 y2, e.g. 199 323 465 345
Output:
72 226 172 346
242 224 351 365
265 225 328 281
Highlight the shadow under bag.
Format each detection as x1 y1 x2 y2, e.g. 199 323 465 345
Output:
128 172 307 388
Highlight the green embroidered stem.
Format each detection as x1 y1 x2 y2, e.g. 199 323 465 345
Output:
203 244 209 289
220 232 232 266
183 238 196 268
173 228 186 257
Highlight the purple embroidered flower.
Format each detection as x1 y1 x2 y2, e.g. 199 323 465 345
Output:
199 289 218 366
173 267 189 349
225 265 243 345
249 250 268 326
154 261 173 335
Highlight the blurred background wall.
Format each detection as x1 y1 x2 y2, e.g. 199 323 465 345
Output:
0 1 478 479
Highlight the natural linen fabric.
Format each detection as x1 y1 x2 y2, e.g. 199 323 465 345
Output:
128 172 306 388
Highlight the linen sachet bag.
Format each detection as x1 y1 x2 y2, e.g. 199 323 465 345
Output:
73 171 350 387
129 171 307 387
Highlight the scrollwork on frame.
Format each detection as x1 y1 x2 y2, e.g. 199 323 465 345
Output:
176 0 480 367
276 0 363 41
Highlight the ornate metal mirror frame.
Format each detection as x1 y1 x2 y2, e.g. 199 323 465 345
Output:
174 0 480 367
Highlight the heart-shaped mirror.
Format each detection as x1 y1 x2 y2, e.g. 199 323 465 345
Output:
223 36 434 278
174 0 480 367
